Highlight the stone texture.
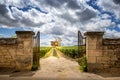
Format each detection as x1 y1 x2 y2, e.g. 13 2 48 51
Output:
85 32 120 73
0 31 34 71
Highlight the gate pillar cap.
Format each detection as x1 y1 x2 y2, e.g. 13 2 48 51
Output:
16 31 35 35
84 32 104 36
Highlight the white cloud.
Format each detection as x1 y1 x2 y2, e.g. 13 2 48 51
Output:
104 29 120 38
97 0 120 19
0 0 119 46
101 14 111 19
118 24 120 28
0 34 4 38
40 37 54 46
76 16 115 32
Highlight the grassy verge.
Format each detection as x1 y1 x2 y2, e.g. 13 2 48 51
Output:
58 46 87 72
32 46 51 70
31 62 39 71
57 46 86 59
44 49 52 58
53 48 59 58
40 47 52 58
78 54 87 72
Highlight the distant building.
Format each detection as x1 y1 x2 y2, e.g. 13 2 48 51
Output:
51 38 61 46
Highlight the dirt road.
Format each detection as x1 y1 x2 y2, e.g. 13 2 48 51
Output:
33 48 104 79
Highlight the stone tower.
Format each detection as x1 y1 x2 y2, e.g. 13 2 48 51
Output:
57 38 61 46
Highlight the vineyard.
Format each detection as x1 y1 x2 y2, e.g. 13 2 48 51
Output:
33 46 86 71
33 46 86 59
57 46 86 59
32 46 51 70
33 46 51 58
40 47 52 58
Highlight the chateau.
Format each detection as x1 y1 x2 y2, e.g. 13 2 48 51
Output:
51 38 61 46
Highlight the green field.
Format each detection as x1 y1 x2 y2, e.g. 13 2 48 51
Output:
57 46 86 59
33 46 52 57
33 46 86 71
32 46 51 70
40 46 52 58
58 46 87 72
34 46 86 59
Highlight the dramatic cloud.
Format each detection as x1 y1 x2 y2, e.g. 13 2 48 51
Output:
43 0 82 9
97 0 120 19
0 0 120 46
0 0 48 27
0 4 8 15
0 4 18 26
76 8 97 22
113 0 120 5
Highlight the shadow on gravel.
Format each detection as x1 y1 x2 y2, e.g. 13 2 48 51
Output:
10 71 35 77
85 71 120 78
0 67 36 77
94 72 120 78
0 68 13 75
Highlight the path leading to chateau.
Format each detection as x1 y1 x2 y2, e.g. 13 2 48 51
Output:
33 48 102 79
32 48 118 80
0 48 120 80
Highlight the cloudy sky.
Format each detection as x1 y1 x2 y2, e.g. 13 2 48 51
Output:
0 0 120 46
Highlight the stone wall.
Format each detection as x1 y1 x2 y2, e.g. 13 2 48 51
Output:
0 31 34 71
85 32 120 73
0 38 17 68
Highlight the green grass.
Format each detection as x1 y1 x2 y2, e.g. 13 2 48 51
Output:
78 54 87 72
39 46 52 58
57 46 87 72
31 62 39 71
32 46 51 70
33 46 52 58
57 46 86 59
44 49 52 58
53 49 59 58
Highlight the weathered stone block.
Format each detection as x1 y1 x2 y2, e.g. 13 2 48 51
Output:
23 49 32 55
110 68 120 73
24 41 31 48
17 43 24 49
88 45 97 50
16 56 32 71
87 57 96 63
87 63 104 72
17 51 24 56
5 56 12 59
10 61 15 67
88 50 102 57
103 51 109 56
110 55 118 61
103 64 110 68
101 57 110 62
96 57 102 63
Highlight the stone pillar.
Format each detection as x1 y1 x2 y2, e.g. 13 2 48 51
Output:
84 32 104 72
16 31 34 71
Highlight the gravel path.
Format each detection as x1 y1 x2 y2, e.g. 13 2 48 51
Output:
33 48 104 80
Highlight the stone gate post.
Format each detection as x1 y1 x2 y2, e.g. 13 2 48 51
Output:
84 32 104 72
16 31 34 71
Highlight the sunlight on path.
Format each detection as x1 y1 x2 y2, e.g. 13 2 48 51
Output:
33 48 104 79
44 48 59 58
43 48 53 58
